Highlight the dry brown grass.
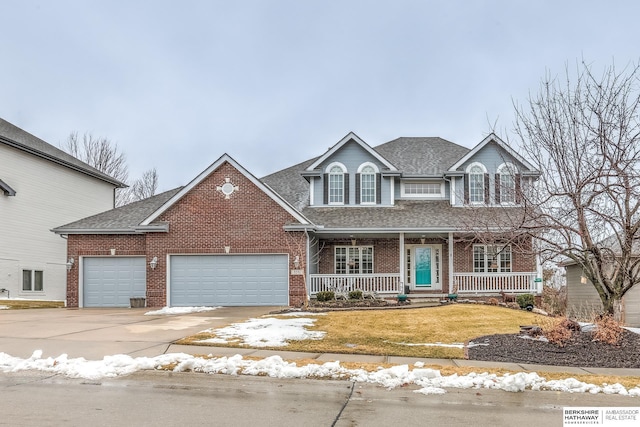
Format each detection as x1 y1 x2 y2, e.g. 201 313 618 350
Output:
178 304 545 359
0 300 64 309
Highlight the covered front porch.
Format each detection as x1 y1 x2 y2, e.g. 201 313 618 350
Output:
306 231 541 298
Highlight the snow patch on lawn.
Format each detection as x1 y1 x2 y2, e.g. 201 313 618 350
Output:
0 305 8 310
197 317 326 347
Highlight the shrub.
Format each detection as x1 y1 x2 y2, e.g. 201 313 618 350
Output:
541 285 567 316
349 290 363 300
540 317 581 347
316 291 335 302
593 314 623 345
516 294 535 310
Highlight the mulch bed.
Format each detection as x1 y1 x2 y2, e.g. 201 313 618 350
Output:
467 330 640 368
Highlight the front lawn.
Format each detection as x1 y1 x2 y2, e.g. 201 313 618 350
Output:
179 304 545 359
0 300 65 309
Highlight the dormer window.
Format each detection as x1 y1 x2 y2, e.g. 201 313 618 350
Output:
355 162 379 205
325 162 347 205
497 163 518 204
360 166 375 203
467 162 487 204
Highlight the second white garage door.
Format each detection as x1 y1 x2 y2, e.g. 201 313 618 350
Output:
169 254 289 306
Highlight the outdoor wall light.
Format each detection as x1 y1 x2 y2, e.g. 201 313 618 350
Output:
420 235 426 245
66 258 74 271
149 256 158 270
293 255 300 269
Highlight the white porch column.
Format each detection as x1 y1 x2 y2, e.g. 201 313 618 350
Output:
399 232 405 293
448 232 454 293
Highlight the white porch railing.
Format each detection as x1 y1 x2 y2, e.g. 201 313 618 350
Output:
454 272 539 294
309 274 402 295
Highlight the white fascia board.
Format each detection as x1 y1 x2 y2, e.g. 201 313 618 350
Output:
448 133 539 173
305 132 398 172
140 153 311 226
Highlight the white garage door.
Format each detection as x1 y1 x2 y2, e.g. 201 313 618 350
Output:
169 254 289 306
83 257 146 307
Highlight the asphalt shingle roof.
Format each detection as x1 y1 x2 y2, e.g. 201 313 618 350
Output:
0 118 125 187
56 135 483 232
374 137 470 175
53 187 182 232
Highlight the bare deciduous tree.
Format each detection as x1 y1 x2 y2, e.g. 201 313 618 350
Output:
61 132 160 207
130 167 159 202
513 59 640 316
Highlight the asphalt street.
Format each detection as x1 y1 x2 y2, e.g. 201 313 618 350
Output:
1 370 638 427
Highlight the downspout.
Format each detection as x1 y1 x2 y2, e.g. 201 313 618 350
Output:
399 232 405 294
304 228 311 302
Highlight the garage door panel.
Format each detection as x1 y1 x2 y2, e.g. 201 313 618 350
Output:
83 257 146 308
170 255 288 306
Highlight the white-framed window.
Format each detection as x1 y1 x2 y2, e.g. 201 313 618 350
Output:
401 181 444 198
467 162 486 204
335 246 373 274
497 163 518 204
359 165 376 204
22 269 43 291
473 245 512 273
327 163 346 204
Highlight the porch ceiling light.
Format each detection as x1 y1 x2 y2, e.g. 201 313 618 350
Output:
149 256 158 270
351 238 356 246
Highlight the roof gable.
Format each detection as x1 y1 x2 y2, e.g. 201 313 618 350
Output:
141 154 311 226
0 118 125 187
448 133 539 174
305 132 398 172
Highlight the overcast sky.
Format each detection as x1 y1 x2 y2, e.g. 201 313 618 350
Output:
2 1 638 190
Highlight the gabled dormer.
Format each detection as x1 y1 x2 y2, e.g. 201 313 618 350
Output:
302 132 399 207
445 133 540 207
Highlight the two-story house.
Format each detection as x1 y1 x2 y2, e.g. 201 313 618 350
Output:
54 132 541 308
1 118 125 302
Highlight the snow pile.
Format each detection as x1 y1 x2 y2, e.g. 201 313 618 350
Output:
2 350 639 397
0 305 8 310
197 317 326 347
144 306 221 316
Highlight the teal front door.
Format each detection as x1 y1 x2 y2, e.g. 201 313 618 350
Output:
415 247 432 287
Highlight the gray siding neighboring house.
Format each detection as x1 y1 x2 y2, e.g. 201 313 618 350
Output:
565 262 640 327
0 118 125 302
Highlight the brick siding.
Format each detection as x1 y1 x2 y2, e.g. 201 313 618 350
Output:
66 161 307 308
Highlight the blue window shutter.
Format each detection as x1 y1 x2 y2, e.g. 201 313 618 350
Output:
323 173 328 204
495 173 501 204
376 174 381 204
355 173 361 204
344 173 350 204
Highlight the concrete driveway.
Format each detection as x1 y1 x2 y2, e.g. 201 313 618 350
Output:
0 307 277 359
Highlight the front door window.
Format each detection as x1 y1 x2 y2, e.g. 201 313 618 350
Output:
407 245 441 290
415 247 432 286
